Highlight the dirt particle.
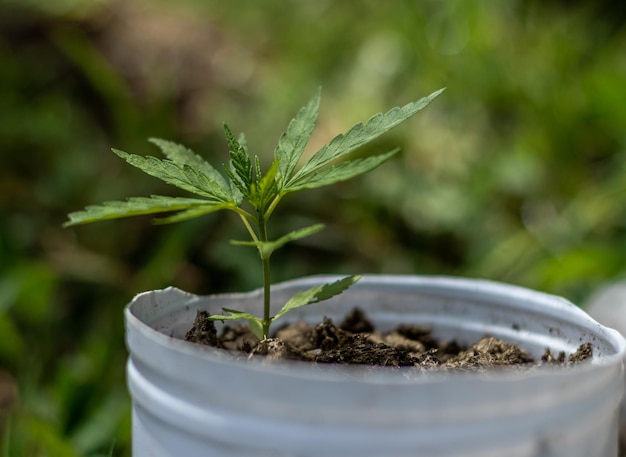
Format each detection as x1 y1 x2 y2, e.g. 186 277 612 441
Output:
339 307 374 334
568 341 593 363
184 311 219 346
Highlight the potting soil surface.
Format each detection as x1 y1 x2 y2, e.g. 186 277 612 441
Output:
184 307 592 370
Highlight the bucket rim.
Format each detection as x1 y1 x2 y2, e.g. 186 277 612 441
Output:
125 274 626 384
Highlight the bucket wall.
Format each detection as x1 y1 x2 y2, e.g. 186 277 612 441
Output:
126 275 626 457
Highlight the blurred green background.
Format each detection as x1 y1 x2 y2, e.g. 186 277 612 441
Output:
2 0 626 455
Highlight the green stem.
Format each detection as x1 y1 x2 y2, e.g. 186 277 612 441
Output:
261 256 271 339
264 193 283 220
258 214 272 339
235 206 272 338
235 209 260 242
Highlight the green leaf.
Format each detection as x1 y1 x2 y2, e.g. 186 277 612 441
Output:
207 307 260 321
153 202 235 224
230 224 325 258
112 149 233 202
206 308 264 340
285 149 398 192
274 87 321 188
274 275 361 320
207 308 268 340
148 138 232 192
63 196 218 226
250 159 279 212
237 132 249 153
223 124 253 199
286 88 444 191
248 319 264 340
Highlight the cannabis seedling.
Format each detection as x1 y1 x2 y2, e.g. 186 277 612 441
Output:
65 87 444 340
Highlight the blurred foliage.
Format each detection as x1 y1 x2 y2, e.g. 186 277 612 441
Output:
1 0 626 454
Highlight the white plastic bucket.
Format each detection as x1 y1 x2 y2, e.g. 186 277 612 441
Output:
586 281 626 423
125 275 626 457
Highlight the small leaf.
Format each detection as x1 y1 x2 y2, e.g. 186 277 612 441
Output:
264 224 325 255
286 88 444 191
274 87 321 188
223 124 253 198
237 132 249 154
63 196 217 226
230 224 325 259
251 159 279 212
206 309 265 340
112 149 233 202
153 202 235 224
207 308 261 322
274 275 361 320
248 319 264 340
148 138 231 192
229 240 260 247
286 149 398 192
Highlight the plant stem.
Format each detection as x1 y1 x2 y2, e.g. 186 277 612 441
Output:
258 214 272 339
235 209 260 242
264 193 284 220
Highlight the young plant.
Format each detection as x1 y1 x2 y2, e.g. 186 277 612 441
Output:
64 87 444 340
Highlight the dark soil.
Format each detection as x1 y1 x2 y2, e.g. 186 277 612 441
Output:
184 307 593 370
